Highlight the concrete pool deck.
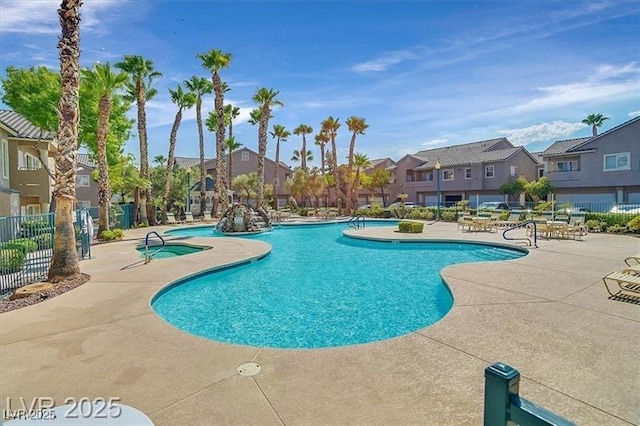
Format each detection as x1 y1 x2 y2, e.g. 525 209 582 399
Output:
1 221 638 425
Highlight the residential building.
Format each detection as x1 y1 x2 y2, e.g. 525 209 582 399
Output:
387 138 539 207
187 147 293 213
0 110 56 216
541 116 640 204
75 153 98 208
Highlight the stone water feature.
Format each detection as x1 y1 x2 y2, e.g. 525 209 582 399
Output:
216 203 271 234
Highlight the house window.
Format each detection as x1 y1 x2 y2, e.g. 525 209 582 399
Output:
510 166 516 177
465 168 472 179
25 204 41 216
241 151 250 161
442 169 454 181
427 172 433 181
556 160 579 172
538 169 544 178
603 153 630 171
18 150 41 170
76 175 90 187
485 165 495 178
1 138 8 179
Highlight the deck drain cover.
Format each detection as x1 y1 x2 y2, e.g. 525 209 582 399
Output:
237 362 261 376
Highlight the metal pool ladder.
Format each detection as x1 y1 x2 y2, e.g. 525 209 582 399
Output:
144 231 165 263
348 214 365 229
502 220 538 248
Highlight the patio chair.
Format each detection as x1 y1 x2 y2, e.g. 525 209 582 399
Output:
456 212 470 230
185 212 198 223
624 253 640 266
602 270 640 297
496 210 521 228
566 213 587 239
622 264 640 276
166 212 179 225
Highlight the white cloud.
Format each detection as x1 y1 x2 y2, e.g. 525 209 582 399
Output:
421 138 448 147
628 111 640 117
0 0 126 35
498 120 586 146
352 50 418 73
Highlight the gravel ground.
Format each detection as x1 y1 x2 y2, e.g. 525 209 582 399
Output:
0 273 90 314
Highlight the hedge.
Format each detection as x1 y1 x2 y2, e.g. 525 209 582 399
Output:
0 249 26 274
398 221 424 233
3 238 38 254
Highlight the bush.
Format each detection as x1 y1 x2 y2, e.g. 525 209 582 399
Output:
33 233 54 250
100 228 125 241
407 208 434 220
398 221 424 233
0 248 26 274
607 224 628 234
20 220 53 238
586 219 605 232
4 238 38 254
627 216 640 233
440 210 457 222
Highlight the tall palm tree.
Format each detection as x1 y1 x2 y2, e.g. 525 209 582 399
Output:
252 88 282 208
80 63 128 235
198 49 232 213
49 0 82 282
291 149 314 166
314 131 329 175
352 152 371 207
225 104 240 140
345 116 368 213
162 85 196 223
582 113 609 136
224 136 243 191
293 124 313 171
270 124 290 210
115 54 162 226
321 116 342 206
184 76 213 216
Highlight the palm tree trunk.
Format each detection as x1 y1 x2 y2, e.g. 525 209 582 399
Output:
345 133 357 214
136 80 149 226
274 139 280 210
196 97 207 216
49 0 82 282
256 106 269 208
301 135 307 171
97 94 111 235
213 72 227 213
162 108 182 223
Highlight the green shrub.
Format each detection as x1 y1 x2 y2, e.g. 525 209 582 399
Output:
406 208 434 220
398 221 423 233
440 210 457 222
20 220 53 237
100 229 125 241
0 249 26 274
4 238 38 254
607 224 628 234
33 233 54 249
627 216 640 233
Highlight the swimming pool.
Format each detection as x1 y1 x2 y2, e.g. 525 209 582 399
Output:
153 222 525 349
136 243 211 259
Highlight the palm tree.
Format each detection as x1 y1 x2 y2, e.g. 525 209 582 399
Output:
115 55 162 226
48 0 82 282
252 88 283 208
224 136 243 191
291 149 314 166
198 49 232 214
293 124 313 171
352 152 371 207
162 85 196 223
224 104 240 140
582 113 609 136
270 124 290 209
184 76 213 216
345 116 368 213
314 131 329 175
80 63 128 235
321 116 343 206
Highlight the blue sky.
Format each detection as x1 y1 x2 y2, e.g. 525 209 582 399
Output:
1 0 639 168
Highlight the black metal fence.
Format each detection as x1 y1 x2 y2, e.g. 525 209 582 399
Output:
0 204 133 297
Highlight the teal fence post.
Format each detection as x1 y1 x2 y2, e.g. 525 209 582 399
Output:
484 362 520 426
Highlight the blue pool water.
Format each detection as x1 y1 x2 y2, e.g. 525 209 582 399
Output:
153 222 525 349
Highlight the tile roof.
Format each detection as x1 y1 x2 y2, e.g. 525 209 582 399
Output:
76 153 97 168
0 110 55 140
411 138 520 170
174 157 208 169
541 137 591 156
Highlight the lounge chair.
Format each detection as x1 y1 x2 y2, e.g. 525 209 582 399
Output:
602 271 640 297
622 264 640 276
496 210 521 228
624 253 640 266
166 212 179 225
185 212 198 223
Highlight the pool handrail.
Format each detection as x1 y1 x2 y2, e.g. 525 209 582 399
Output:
348 214 365 229
145 231 165 263
503 220 537 248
